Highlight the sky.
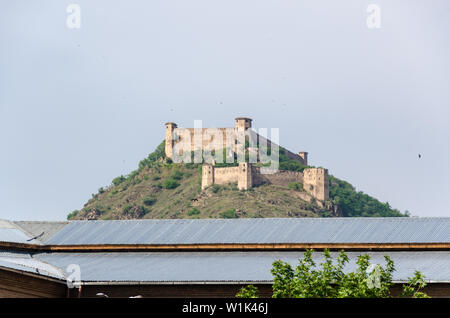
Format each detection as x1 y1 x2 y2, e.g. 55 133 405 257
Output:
0 0 449 220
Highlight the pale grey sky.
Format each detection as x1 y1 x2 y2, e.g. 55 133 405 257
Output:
1 1 449 220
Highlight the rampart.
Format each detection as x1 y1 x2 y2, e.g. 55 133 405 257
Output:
165 118 307 165
168 117 329 201
201 163 328 201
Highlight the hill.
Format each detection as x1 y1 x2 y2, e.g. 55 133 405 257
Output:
67 141 408 220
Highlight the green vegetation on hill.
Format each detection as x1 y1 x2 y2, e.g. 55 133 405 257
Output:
67 141 408 220
329 177 407 217
278 148 309 172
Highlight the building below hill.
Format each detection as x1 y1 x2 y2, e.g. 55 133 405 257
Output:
1 218 450 298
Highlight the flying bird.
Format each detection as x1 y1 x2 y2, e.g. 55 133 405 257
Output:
27 232 44 241
418 154 421 159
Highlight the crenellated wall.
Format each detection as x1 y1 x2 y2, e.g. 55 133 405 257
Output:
252 166 304 186
171 117 328 200
213 166 240 184
165 118 308 165
202 163 250 190
202 164 329 201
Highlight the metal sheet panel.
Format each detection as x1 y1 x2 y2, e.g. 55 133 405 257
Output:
45 218 450 245
0 219 41 244
14 221 68 243
34 251 450 283
0 253 66 280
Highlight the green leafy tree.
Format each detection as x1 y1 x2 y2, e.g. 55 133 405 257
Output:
236 285 259 298
329 176 407 217
401 271 430 298
237 249 428 298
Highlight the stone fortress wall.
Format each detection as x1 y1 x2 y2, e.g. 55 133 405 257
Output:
251 166 304 187
166 117 329 201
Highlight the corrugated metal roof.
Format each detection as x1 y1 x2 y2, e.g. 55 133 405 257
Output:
0 251 66 280
33 251 450 283
45 218 450 245
0 220 41 244
13 221 68 243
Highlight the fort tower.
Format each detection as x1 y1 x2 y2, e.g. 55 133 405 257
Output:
165 122 177 159
235 117 252 130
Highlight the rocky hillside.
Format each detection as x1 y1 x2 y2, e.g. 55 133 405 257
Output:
67 141 408 220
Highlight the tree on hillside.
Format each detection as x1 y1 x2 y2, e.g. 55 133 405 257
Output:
329 176 408 217
236 249 429 298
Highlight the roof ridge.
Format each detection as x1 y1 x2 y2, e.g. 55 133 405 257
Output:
64 217 450 223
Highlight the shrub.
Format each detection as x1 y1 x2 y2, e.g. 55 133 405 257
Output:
138 141 166 170
171 170 183 180
128 170 139 180
288 182 303 191
67 210 79 220
93 205 106 215
112 175 126 186
163 179 179 189
220 208 237 219
278 147 309 172
121 204 149 217
133 205 149 218
143 196 157 206
187 208 200 216
152 175 161 181
122 204 133 214
131 178 142 185
211 184 221 193
279 161 308 172
154 182 162 189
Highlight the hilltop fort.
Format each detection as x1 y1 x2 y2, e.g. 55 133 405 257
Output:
165 117 329 201
67 117 407 221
